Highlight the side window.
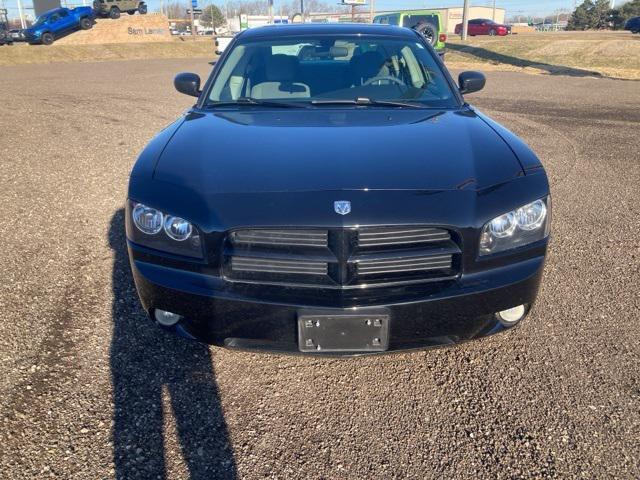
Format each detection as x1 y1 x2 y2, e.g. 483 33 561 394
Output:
373 16 387 25
58 10 68 17
49 14 59 22
403 15 439 30
386 14 399 26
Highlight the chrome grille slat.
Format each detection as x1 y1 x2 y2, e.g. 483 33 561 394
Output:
357 227 450 247
357 254 452 275
231 257 327 275
232 229 328 247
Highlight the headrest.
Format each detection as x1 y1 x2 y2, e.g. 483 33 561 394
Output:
265 54 299 82
350 51 385 80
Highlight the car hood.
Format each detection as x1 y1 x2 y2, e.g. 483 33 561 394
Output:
153 108 523 194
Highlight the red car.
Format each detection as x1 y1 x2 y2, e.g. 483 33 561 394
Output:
455 18 510 36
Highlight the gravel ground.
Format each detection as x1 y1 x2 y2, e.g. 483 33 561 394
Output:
0 59 638 479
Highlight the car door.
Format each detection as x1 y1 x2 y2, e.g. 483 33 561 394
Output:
56 10 76 32
46 13 61 33
466 19 478 35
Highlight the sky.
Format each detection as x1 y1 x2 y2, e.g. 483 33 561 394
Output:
0 0 622 22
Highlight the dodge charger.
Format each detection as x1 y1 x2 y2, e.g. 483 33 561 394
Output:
126 23 550 355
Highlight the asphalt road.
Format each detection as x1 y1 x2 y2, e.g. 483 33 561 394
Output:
0 59 638 479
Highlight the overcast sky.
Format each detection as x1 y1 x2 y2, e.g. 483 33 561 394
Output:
1 0 623 21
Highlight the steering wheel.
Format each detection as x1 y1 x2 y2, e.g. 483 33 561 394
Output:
363 76 406 86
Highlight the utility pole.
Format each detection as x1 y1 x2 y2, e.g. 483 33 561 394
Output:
16 0 26 28
268 0 273 24
461 0 469 40
492 0 496 21
300 0 304 22
369 0 375 22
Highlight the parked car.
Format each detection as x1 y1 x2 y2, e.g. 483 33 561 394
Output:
93 0 147 19
0 29 12 45
373 10 446 58
455 18 511 36
127 23 551 355
214 34 234 54
9 29 26 42
624 16 640 33
23 7 94 45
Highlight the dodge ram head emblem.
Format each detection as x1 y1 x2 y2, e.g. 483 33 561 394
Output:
334 201 351 215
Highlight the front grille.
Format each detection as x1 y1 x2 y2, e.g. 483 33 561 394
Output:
224 227 460 288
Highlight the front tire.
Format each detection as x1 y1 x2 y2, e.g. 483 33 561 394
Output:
41 32 54 45
80 17 93 29
139 3 147 14
109 7 120 19
489 29 496 36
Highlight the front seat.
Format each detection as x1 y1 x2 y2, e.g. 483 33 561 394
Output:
350 51 389 86
251 54 310 99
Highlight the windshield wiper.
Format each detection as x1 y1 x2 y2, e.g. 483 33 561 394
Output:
205 97 309 109
310 97 426 109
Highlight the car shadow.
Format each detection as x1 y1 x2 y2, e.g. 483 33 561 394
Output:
447 43 603 78
109 209 236 479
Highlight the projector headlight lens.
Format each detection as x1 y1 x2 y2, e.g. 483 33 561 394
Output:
480 197 550 255
164 216 193 241
132 204 163 235
127 201 203 258
515 199 547 231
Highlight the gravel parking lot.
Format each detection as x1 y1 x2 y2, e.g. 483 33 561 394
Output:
0 59 638 479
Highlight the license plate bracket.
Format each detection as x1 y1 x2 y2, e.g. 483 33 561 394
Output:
297 309 390 353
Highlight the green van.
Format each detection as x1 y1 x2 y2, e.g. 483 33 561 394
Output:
373 10 446 59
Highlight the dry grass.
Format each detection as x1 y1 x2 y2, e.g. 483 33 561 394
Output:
446 31 640 79
0 38 213 66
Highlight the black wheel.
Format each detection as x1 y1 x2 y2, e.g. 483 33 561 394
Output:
127 10 135 15
138 3 147 14
41 32 54 45
632 29 639 34
109 7 120 19
489 29 496 36
80 17 92 29
415 22 437 47
92 0 102 13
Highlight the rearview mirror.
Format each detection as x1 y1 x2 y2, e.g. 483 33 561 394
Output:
458 71 486 95
174 72 201 97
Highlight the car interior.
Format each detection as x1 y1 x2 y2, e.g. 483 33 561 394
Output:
210 39 451 103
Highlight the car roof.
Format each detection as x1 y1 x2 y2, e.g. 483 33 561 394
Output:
40 7 65 16
238 23 419 40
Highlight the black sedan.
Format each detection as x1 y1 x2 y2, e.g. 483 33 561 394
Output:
127 23 550 355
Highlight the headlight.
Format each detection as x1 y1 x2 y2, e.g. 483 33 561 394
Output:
479 197 550 255
127 201 203 258
132 204 163 235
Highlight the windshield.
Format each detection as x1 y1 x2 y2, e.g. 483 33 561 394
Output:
32 15 48 27
206 35 457 108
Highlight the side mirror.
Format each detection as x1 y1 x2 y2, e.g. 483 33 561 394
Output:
174 72 201 97
458 71 486 95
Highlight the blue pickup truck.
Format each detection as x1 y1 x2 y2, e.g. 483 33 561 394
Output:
23 7 95 45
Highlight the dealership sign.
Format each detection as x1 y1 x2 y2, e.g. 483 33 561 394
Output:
341 0 366 5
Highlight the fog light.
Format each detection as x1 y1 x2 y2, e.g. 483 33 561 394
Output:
154 309 182 327
496 304 526 325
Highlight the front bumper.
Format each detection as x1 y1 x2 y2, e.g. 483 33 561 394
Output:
129 243 546 355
